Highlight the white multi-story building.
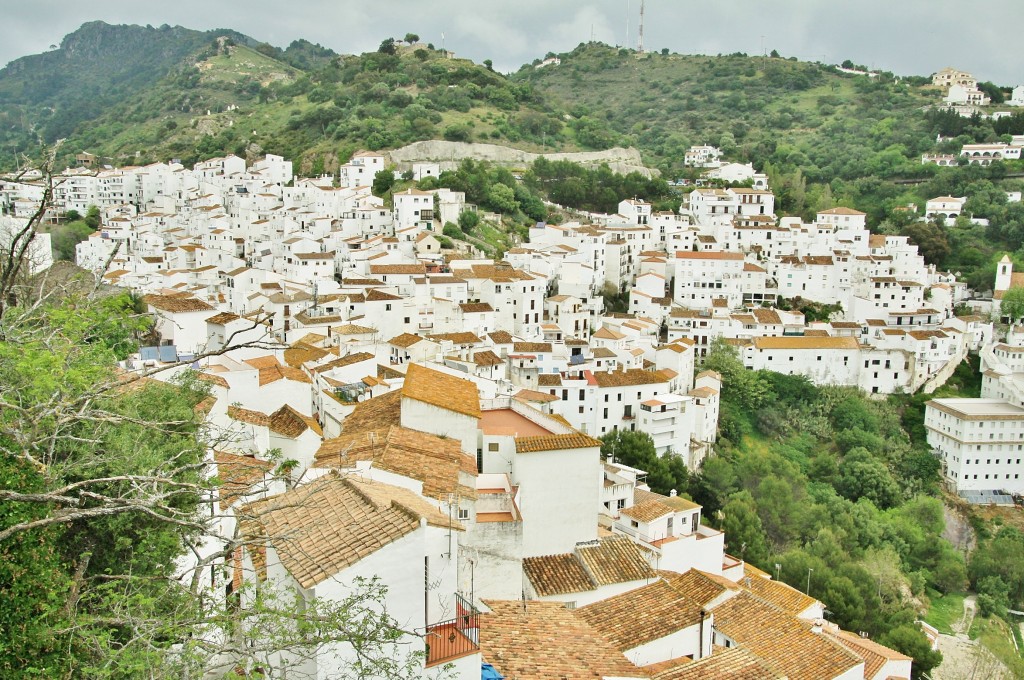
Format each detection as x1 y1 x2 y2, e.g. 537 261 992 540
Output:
926 398 1024 495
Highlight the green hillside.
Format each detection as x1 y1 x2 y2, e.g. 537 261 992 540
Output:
7 26 1024 287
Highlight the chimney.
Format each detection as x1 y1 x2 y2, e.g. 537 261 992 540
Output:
811 618 824 634
669 489 677 497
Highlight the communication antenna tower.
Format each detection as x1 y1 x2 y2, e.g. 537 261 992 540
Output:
638 0 645 54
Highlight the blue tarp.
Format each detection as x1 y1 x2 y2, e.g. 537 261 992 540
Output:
140 346 160 361
481 663 504 680
158 345 178 363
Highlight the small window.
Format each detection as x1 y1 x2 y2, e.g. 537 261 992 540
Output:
457 508 470 521
488 443 499 452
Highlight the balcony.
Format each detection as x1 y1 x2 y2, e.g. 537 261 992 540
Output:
425 595 480 667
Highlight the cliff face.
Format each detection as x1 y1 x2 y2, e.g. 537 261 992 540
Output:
387 141 656 177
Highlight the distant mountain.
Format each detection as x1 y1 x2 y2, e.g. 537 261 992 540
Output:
0 21 255 147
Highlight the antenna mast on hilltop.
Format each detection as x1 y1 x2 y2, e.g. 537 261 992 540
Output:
638 0 645 54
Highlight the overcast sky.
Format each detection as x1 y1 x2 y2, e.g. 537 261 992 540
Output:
2 1 1022 84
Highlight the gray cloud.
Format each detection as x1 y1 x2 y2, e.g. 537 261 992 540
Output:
1 1 1022 84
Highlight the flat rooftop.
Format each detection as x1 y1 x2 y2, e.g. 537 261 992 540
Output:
929 398 1024 419
479 409 553 437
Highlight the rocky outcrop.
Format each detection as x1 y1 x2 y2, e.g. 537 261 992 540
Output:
386 141 656 177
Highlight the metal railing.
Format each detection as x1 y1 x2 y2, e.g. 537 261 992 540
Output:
425 596 480 667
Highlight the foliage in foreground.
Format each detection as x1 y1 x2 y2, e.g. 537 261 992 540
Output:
0 282 421 677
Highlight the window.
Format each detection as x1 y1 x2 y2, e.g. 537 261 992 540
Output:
488 443 499 452
457 508 470 521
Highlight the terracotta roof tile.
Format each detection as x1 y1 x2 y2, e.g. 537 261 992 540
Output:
488 330 514 344
711 591 862 680
428 332 484 344
524 553 596 596
513 342 552 353
472 350 504 367
651 647 784 680
515 432 602 453
741 565 817 616
369 263 427 275
389 332 425 348
537 374 562 387
479 600 644 680
214 452 273 510
576 535 655 586
403 363 481 419
227 405 270 427
144 293 214 313
575 572 712 651
315 423 476 501
240 473 459 589
593 368 669 388
268 404 323 438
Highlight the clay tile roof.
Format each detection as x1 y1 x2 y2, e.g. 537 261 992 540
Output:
403 363 481 418
268 404 323 438
523 553 595 596
284 343 330 369
472 350 504 367
514 432 602 453
428 332 483 344
819 206 866 216
741 565 817 615
369 263 427 275
312 351 376 374
711 591 862 680
514 389 560 403
634 487 701 512
206 311 240 325
619 499 672 523
197 372 229 389
227 405 270 427
592 327 626 340
389 332 425 348
365 288 403 301
479 600 644 680
257 364 312 386
751 308 782 324
513 342 552 353
825 629 911 680
650 646 784 680
214 451 273 510
488 330 514 344
753 336 859 351
574 573 710 651
315 423 476 501
240 473 458 589
460 302 494 313
144 293 214 313
593 368 669 388
576 535 655 586
537 374 562 387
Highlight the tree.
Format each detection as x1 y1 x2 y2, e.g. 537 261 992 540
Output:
835 448 901 509
483 59 493 71
878 624 942 680
377 38 397 55
720 491 769 565
372 168 395 197
902 218 950 266
457 210 480 232
998 286 1024 323
403 33 419 45
599 430 688 497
